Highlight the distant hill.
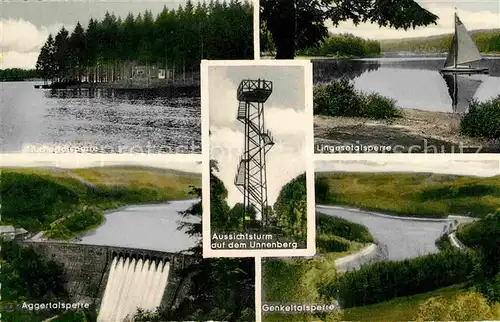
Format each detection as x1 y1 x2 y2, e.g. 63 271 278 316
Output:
380 29 500 53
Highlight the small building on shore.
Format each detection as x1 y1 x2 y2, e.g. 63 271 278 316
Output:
1 225 30 240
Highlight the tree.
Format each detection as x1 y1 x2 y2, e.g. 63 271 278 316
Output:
261 0 439 59
273 173 308 240
37 1 254 84
137 160 255 321
69 22 86 81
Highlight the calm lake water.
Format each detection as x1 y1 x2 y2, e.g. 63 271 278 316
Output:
313 56 500 113
0 81 200 153
316 205 475 262
78 199 199 252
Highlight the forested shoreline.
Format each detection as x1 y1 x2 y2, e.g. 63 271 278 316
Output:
0 69 40 82
380 29 500 53
34 0 253 85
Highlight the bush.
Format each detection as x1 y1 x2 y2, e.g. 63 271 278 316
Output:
361 93 402 119
435 234 453 251
317 214 374 244
316 234 350 253
460 96 500 139
414 292 496 321
274 173 307 240
324 249 476 308
456 211 500 278
314 78 363 117
314 79 401 119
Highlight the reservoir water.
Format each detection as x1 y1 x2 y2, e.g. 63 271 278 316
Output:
316 205 475 261
79 199 199 252
0 82 200 153
313 56 500 113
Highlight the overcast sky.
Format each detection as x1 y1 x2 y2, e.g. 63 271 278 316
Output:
0 0 188 69
2 0 499 69
0 153 202 173
315 159 500 177
208 64 308 209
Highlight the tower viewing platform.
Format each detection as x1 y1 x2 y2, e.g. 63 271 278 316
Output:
237 79 273 103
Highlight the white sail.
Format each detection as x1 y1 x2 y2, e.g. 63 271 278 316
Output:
445 14 482 67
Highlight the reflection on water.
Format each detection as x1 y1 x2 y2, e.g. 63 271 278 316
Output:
442 73 484 113
313 57 500 113
0 83 201 153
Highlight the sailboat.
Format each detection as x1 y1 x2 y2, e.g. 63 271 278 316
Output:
439 12 489 74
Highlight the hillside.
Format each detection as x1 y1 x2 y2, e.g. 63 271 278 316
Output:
0 166 201 238
315 172 500 218
380 29 500 53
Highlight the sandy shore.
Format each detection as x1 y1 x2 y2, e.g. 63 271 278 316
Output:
314 108 500 153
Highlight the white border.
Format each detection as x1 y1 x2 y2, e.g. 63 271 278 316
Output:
201 59 316 258
315 154 500 161
255 256 262 322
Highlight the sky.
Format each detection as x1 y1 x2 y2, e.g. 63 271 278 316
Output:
2 0 499 69
315 159 500 177
208 65 308 208
0 0 189 69
0 153 202 173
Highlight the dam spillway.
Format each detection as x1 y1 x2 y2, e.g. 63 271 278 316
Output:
97 256 170 322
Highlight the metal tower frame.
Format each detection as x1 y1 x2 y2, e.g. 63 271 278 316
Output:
234 79 274 228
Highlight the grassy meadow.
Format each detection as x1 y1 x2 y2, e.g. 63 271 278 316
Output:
0 166 201 239
262 214 374 321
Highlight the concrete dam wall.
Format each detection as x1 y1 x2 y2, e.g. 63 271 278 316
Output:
21 241 196 316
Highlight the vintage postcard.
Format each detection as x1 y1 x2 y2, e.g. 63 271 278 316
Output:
1 0 254 154
259 156 500 321
0 153 256 321
201 59 316 257
260 2 500 153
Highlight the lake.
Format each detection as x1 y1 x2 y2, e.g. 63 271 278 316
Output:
316 205 475 262
0 81 201 153
78 199 200 252
313 56 500 113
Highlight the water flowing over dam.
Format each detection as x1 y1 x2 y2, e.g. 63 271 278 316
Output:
97 256 171 322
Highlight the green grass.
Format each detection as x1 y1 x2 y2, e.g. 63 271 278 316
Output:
315 172 500 218
262 215 373 321
0 166 201 239
343 284 468 321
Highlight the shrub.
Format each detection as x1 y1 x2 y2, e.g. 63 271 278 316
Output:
316 234 351 253
456 212 500 278
314 79 401 119
274 173 307 240
435 234 453 251
325 249 476 308
314 78 363 117
317 214 374 244
460 96 500 139
415 292 496 321
361 92 402 119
